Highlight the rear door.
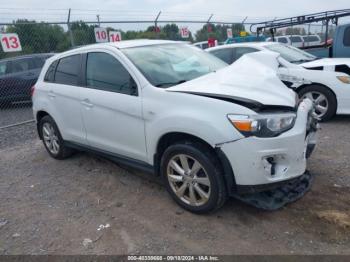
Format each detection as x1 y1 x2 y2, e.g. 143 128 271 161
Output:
44 54 87 144
80 50 146 161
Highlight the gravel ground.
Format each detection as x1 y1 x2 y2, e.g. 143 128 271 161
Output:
0 116 349 255
0 105 33 127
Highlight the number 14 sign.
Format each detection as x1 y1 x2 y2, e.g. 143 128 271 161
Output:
109 31 122 42
0 33 22 52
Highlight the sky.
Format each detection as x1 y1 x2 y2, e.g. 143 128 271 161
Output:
0 0 349 32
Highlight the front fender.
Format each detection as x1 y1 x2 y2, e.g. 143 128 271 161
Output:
145 112 244 164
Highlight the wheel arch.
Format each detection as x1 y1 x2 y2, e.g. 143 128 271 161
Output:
295 82 338 108
36 110 51 140
154 131 237 193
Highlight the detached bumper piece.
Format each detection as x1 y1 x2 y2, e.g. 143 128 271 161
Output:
233 171 313 211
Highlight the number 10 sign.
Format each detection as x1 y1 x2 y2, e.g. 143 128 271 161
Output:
0 33 22 52
94 27 108 43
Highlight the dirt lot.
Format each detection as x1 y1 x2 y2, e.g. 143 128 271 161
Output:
0 117 349 255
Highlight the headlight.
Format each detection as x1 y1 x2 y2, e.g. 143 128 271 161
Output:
277 73 311 86
337 76 350 84
227 113 296 138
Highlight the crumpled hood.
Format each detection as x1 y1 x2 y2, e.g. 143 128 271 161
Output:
167 51 296 108
301 58 350 68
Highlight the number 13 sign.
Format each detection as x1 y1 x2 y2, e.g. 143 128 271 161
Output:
0 33 22 52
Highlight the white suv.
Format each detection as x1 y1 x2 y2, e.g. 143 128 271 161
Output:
32 40 317 213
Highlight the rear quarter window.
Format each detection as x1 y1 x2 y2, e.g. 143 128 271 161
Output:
44 60 58 83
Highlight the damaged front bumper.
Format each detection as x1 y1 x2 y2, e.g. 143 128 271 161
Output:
218 99 318 195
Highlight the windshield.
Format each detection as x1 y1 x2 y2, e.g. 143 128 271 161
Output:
265 43 317 64
122 44 227 87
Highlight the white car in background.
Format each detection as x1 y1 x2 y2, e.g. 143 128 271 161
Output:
193 41 209 50
266 35 304 48
33 40 317 213
207 42 350 121
302 35 322 47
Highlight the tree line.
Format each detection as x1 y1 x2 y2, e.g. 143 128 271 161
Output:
0 20 246 59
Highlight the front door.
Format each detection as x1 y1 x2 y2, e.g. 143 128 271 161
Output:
80 51 147 162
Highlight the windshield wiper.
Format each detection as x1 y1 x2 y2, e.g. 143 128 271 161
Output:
155 80 187 87
290 59 314 64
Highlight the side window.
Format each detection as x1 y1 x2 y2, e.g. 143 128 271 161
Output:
86 52 137 96
54 55 80 86
290 36 302 43
210 49 233 64
344 26 350 47
9 58 32 74
0 61 7 77
202 43 209 49
234 47 259 61
278 37 288 44
44 60 58 83
33 57 46 69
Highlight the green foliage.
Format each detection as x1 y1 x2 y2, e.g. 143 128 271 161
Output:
285 27 306 36
195 23 246 42
1 20 244 60
4 19 70 54
70 21 96 46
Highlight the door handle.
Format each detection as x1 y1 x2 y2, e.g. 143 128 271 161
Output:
81 99 94 108
48 90 56 98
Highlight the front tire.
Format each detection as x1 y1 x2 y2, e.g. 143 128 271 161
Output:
160 142 227 214
39 115 74 159
298 85 337 121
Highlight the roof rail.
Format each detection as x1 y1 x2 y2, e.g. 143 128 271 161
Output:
250 9 350 35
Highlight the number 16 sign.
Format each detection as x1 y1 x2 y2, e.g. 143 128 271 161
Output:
0 33 22 52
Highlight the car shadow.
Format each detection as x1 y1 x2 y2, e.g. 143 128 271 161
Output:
327 115 350 123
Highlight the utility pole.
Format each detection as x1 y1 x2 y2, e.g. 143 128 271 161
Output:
67 8 75 47
206 14 213 39
154 11 161 39
97 14 101 27
241 16 248 33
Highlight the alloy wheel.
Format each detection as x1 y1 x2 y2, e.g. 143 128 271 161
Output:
302 91 329 119
166 154 211 207
42 122 60 155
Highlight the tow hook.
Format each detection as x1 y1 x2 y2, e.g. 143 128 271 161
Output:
267 157 276 176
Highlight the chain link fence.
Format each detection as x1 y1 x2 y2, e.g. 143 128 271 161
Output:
0 13 343 129
0 17 248 129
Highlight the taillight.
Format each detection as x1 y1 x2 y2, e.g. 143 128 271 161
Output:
30 85 36 97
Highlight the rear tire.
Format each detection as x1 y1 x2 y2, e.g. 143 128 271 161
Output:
160 141 227 214
39 115 74 160
298 85 337 122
